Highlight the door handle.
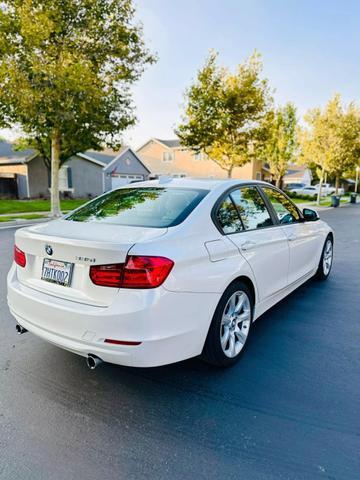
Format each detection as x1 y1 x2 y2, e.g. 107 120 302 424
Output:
240 240 257 251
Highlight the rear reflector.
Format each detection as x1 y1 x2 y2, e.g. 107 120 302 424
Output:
89 255 174 289
104 339 142 346
14 245 26 268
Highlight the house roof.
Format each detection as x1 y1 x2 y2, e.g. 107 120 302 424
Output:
82 148 125 166
0 141 36 165
0 140 148 174
284 165 310 180
103 147 151 173
154 139 181 149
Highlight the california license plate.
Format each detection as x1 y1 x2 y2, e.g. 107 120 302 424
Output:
41 258 74 287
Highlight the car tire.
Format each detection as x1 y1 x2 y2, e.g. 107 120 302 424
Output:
201 281 254 367
315 236 333 281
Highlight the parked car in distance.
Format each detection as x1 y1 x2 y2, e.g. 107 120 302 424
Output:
284 182 306 191
287 185 323 198
8 179 334 369
314 183 345 196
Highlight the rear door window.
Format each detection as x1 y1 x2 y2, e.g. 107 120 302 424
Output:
216 196 244 234
230 187 273 230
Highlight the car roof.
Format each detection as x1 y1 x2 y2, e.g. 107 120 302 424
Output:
126 177 271 192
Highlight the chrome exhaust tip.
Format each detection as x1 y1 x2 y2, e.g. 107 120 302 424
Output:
16 324 28 335
86 354 103 370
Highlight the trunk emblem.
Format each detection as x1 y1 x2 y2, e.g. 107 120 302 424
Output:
45 245 53 256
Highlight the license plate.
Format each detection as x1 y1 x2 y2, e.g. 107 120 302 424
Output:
41 258 74 287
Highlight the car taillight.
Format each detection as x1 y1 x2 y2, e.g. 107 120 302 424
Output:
14 245 26 268
89 263 123 288
89 256 174 289
123 255 174 288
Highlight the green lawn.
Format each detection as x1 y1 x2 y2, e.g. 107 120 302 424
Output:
0 198 87 215
289 194 351 207
289 197 311 204
317 195 350 207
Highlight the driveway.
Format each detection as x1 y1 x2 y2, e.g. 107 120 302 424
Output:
0 206 359 480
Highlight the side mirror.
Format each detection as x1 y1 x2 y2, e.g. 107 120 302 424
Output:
302 208 319 221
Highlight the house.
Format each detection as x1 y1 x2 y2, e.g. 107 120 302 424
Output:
0 141 150 199
283 165 313 187
137 138 271 181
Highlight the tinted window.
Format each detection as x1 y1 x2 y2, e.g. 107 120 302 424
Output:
262 187 301 224
216 195 243 234
231 187 273 230
66 187 208 228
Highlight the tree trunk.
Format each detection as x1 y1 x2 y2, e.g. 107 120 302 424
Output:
317 166 325 206
227 166 233 178
335 174 340 195
51 128 61 217
275 176 282 189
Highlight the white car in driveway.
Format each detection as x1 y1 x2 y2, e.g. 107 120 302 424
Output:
7 179 334 368
288 185 324 198
314 183 345 196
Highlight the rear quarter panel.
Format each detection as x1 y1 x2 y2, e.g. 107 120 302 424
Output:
128 222 257 297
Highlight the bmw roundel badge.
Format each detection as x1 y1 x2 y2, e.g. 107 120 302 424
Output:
45 244 53 256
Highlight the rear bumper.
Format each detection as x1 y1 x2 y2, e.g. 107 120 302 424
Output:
7 264 220 367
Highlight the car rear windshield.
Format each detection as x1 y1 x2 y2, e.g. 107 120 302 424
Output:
65 187 209 228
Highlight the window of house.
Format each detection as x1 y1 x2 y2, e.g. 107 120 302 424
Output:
230 187 273 230
193 152 202 161
163 151 174 162
262 187 301 224
255 172 262 180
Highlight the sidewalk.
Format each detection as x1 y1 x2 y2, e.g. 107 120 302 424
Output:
296 199 357 211
0 211 51 217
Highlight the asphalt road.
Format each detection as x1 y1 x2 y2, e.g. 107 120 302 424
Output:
0 206 359 480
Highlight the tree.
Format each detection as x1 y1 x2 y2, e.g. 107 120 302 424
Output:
300 99 340 205
261 103 298 188
329 99 360 192
0 0 155 216
176 51 272 178
300 95 360 204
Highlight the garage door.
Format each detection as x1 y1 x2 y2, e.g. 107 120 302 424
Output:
111 175 144 189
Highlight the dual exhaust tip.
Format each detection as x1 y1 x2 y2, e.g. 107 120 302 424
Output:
15 324 103 370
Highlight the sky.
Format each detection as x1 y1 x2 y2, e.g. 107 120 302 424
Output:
2 0 359 149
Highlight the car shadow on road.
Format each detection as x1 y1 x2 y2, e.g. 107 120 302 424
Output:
17 274 334 406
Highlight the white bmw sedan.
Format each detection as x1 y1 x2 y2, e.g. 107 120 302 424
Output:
7 179 333 369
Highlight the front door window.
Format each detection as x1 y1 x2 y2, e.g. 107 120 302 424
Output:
262 187 301 224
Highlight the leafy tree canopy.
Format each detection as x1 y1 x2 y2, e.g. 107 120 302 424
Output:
261 102 298 188
300 94 360 198
177 50 273 177
0 0 155 214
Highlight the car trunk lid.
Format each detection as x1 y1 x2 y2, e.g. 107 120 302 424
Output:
14 219 167 306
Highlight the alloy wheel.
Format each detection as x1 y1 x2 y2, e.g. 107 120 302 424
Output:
323 239 333 275
220 291 251 358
